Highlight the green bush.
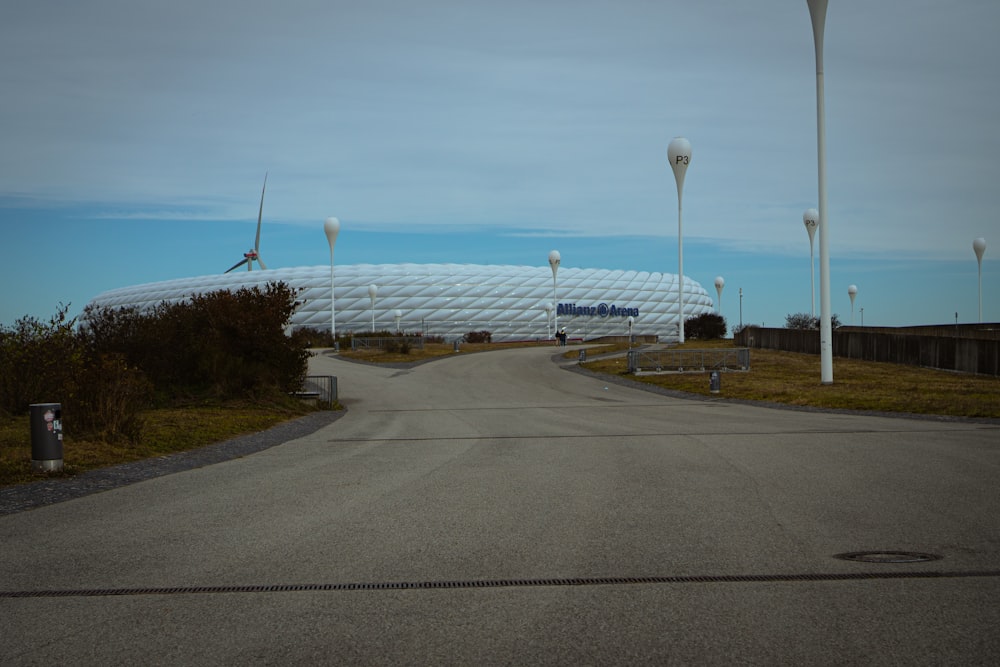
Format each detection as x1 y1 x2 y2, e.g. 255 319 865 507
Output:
2 283 310 443
0 305 83 415
684 313 728 340
72 352 152 444
463 330 492 344
82 281 309 401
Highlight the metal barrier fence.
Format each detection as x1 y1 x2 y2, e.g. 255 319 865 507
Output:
627 348 750 374
296 375 338 405
351 336 426 351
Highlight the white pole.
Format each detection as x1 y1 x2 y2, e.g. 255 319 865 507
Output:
668 137 692 344
808 0 833 384
548 250 561 336
848 284 857 325
368 284 378 332
323 217 340 345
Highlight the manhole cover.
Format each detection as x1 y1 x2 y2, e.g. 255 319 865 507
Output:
835 551 942 564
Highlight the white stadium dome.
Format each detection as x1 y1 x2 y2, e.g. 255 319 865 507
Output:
85 264 716 342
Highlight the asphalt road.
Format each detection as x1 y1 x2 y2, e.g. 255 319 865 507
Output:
2 347 998 665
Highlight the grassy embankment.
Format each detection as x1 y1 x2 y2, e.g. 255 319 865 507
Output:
0 400 315 488
575 339 1000 419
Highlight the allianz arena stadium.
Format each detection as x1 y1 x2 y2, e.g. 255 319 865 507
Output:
85 264 716 342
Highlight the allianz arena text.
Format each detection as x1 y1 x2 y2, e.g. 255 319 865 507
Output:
85 263 716 342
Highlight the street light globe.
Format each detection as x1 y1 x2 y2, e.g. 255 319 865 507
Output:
668 136 692 344
667 137 692 189
974 237 987 261
548 250 561 270
803 209 819 242
324 217 340 245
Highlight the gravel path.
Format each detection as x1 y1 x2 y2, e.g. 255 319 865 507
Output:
0 410 344 516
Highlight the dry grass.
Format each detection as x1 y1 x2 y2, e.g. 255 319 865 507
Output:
580 339 1000 419
1 402 314 488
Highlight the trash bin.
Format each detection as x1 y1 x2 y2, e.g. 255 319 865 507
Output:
709 371 721 394
453 339 460 352
30 402 63 472
578 349 587 362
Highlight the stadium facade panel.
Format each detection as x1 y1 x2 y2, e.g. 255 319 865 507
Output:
86 263 716 341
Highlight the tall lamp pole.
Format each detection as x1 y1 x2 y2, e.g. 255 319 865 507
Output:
808 0 833 384
368 284 378 332
323 217 340 347
803 209 818 317
544 303 553 339
548 250 561 336
668 137 692 344
974 237 986 322
848 284 857 325
739 288 743 330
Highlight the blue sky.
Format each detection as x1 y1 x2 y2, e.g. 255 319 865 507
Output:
2 1 997 331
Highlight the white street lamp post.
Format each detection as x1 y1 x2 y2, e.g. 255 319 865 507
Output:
543 303 553 339
668 137 692 344
974 237 987 322
848 284 857 325
548 250 561 336
808 0 833 384
627 315 634 350
714 276 725 315
739 288 743 330
368 284 378 332
803 209 819 317
394 309 402 333
323 217 340 347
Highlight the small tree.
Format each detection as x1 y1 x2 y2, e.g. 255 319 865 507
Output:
785 312 817 329
684 313 727 340
785 312 842 330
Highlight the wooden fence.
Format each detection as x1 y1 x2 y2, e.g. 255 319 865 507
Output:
734 324 1000 376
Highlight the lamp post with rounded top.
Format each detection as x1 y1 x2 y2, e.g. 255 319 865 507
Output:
548 250 561 336
668 137 692 344
808 0 834 384
714 276 725 314
803 208 819 317
974 237 986 322
848 284 857 325
323 217 340 347
394 309 402 333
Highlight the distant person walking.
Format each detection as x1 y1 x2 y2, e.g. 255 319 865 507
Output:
557 328 567 346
